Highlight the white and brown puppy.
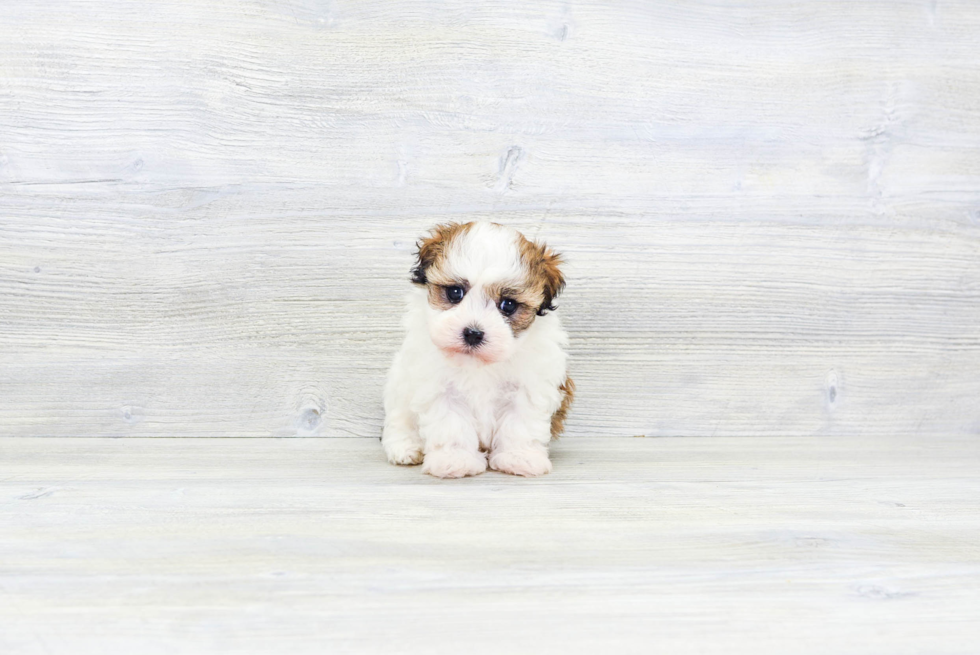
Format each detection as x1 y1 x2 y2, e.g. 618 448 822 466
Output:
382 221 573 478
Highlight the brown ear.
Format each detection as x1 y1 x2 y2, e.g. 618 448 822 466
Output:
411 222 468 285
536 246 565 316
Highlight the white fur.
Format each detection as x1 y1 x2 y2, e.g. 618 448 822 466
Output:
383 223 568 478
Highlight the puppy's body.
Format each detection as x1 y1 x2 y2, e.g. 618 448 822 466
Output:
383 222 572 478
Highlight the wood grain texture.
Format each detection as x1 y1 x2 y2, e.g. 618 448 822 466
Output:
1 436 979 654
1 1 979 437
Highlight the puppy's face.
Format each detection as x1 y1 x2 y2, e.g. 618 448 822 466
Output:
411 222 564 365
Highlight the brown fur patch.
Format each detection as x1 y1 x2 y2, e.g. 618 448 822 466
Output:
516 233 565 316
504 302 537 335
411 222 473 287
427 282 463 310
550 376 575 439
483 282 540 335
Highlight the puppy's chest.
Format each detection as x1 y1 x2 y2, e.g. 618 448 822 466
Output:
445 376 520 433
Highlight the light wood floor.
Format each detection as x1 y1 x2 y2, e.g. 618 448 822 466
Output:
2 436 978 654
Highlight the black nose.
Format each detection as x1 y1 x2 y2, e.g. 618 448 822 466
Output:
462 327 484 347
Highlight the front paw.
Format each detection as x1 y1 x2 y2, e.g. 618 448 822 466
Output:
489 446 552 477
383 434 424 466
422 448 487 479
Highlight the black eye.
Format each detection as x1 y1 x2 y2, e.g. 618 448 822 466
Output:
446 285 465 304
498 298 518 316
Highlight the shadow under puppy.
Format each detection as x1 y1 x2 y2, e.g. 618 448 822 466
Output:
383 221 574 478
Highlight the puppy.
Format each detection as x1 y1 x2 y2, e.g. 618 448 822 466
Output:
382 221 573 478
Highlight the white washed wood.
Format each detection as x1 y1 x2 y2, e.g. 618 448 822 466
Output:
1 436 979 654
1 1 979 437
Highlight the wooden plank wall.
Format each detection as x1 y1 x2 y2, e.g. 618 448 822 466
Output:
1 1 978 438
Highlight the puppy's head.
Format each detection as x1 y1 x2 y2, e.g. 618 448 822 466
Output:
411 221 564 365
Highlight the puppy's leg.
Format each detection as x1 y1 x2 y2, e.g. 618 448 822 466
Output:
418 400 487 479
382 359 424 465
489 395 553 477
382 408 424 465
